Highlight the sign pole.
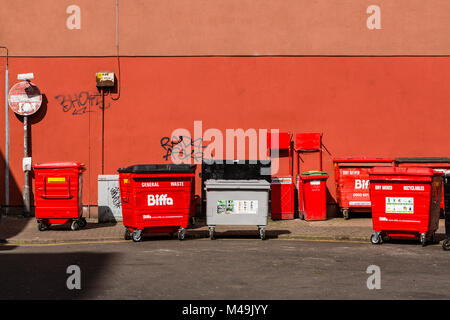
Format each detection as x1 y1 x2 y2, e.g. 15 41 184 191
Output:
23 115 30 216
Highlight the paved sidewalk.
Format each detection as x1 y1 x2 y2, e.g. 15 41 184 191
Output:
0 215 447 244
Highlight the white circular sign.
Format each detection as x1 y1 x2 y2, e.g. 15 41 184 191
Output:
8 81 42 116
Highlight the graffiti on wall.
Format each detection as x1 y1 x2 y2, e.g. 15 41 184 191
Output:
109 186 121 209
160 136 205 162
54 92 110 115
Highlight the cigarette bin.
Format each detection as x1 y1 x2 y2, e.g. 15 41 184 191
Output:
118 164 196 242
33 161 86 231
394 157 450 214
333 157 393 219
368 167 442 246
300 171 329 221
443 171 450 251
271 176 294 220
205 179 270 240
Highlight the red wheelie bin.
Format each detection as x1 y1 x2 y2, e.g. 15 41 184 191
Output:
368 167 442 246
33 161 86 231
300 171 329 221
118 164 196 242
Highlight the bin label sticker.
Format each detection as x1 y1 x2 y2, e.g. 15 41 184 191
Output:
342 170 360 175
217 200 258 214
47 177 66 183
310 180 321 186
272 177 292 184
385 197 414 214
142 182 159 187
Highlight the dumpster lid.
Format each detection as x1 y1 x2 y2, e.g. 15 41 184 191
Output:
394 157 450 164
117 164 196 173
33 161 84 169
333 157 393 163
369 167 437 176
205 179 270 190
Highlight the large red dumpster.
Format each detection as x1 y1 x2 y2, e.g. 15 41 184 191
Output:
334 157 393 219
118 164 196 242
300 171 329 221
368 167 442 246
33 161 86 231
394 157 450 214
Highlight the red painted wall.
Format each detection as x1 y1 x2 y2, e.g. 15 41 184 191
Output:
1 57 449 208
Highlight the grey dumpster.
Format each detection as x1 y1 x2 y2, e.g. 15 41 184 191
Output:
205 179 270 240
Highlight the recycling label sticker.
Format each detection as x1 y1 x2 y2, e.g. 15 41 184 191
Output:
385 197 414 214
217 200 258 214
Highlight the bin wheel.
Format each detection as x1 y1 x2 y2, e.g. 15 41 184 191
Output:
442 239 450 251
370 232 381 245
259 227 266 240
178 228 186 241
38 221 48 231
209 227 215 240
124 228 131 241
420 233 427 247
343 209 350 220
71 220 80 231
299 212 305 220
132 229 142 242
79 218 87 228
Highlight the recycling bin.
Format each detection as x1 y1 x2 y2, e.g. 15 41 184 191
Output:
333 157 393 219
33 161 86 231
368 167 442 246
118 164 196 242
204 179 270 240
271 176 294 220
443 171 450 251
299 171 329 221
394 157 450 213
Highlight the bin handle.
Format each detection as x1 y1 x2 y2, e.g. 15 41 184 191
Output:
42 176 72 199
121 196 129 203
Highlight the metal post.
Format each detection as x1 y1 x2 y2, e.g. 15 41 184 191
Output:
23 115 30 215
4 67 9 214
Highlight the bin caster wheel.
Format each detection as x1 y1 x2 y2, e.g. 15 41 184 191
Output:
178 228 186 241
209 227 215 240
299 212 305 220
370 232 381 245
132 229 142 242
442 239 450 251
38 221 48 231
420 233 427 247
343 209 350 220
71 220 80 231
124 228 131 240
78 218 87 228
259 227 266 240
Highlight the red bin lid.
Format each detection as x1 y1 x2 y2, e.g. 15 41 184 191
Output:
368 167 436 176
33 161 84 169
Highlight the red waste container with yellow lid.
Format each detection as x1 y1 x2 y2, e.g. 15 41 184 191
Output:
33 161 86 231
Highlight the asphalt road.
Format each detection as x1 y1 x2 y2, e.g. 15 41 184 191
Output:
0 238 449 300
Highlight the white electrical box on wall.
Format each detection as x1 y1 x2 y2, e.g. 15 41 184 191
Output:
96 72 115 87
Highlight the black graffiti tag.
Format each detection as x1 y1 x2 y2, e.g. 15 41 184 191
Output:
160 136 205 162
54 91 110 115
110 186 121 209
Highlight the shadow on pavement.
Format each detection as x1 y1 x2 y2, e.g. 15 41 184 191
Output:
0 252 116 299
